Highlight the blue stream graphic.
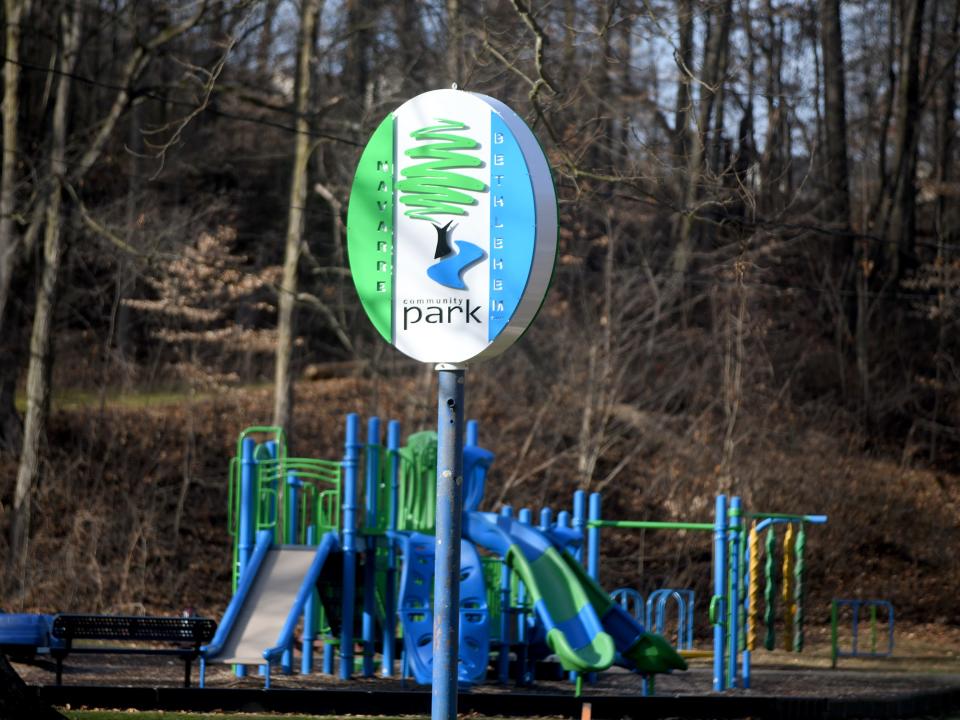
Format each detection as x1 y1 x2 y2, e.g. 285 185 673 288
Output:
427 241 485 290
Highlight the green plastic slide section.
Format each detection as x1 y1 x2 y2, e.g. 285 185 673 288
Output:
347 113 395 342
506 545 616 673
397 431 437 533
559 550 688 674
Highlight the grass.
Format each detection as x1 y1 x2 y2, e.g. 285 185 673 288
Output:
63 713 433 720
14 382 273 412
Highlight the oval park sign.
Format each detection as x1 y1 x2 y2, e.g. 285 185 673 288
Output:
346 89 557 364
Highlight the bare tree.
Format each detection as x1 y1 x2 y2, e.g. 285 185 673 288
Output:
9 0 83 574
6 0 213 578
273 0 322 440
0 0 31 334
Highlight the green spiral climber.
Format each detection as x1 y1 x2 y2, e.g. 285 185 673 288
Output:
794 523 806 652
397 119 486 222
764 527 776 651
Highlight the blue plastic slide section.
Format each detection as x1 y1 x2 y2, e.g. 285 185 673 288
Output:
389 531 490 685
462 445 494 513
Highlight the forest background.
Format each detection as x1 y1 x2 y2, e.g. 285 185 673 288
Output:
0 0 958 632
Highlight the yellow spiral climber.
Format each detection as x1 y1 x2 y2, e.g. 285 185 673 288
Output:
747 523 760 651
782 523 796 652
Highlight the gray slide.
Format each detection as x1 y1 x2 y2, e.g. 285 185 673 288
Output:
213 546 318 665
202 529 340 680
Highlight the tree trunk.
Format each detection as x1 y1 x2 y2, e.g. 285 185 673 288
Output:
273 0 320 440
673 0 694 166
930 1 959 461
0 0 31 334
393 0 426 92
446 0 462 85
673 0 733 278
9 0 81 575
818 0 857 376
818 0 851 234
0 0 33 453
883 0 926 280
256 0 280 78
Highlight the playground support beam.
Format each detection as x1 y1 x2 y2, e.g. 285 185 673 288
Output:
432 366 466 720
497 505 513 684
362 417 381 677
727 496 741 688
235 437 256 679
340 413 361 680
572 491 585 562
712 495 727 691
752 513 828 524
302 525 316 675
383 420 401 678
587 493 601 580
588 520 714 532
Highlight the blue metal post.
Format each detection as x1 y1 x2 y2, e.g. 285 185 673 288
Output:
432 367 466 720
322 626 334 674
466 419 479 446
557 510 570 528
302 525 316 674
340 413 361 680
572 490 585 563
383 419 401 678
498 505 513 684
236 437 256 679
363 416 381 677
517 507 532 685
285 472 299 544
238 438 257 583
727 496 741 688
713 495 728 691
587 493 601 581
539 507 552 531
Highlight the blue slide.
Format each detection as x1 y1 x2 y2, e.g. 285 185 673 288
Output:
390 531 490 685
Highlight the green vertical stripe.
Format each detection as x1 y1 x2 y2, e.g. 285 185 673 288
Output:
347 114 395 341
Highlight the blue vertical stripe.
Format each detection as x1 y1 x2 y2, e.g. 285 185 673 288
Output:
489 114 536 341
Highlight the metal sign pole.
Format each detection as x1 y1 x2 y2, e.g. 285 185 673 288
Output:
432 364 465 720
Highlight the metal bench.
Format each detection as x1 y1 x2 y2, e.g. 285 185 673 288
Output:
50 614 216 687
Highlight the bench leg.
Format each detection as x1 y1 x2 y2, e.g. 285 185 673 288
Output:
55 657 63 686
184 657 192 688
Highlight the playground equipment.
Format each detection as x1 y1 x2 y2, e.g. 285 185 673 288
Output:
590 499 827 690
610 589 695 653
201 416 686 690
830 599 894 668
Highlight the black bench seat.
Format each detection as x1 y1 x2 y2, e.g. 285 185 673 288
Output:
50 614 216 687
